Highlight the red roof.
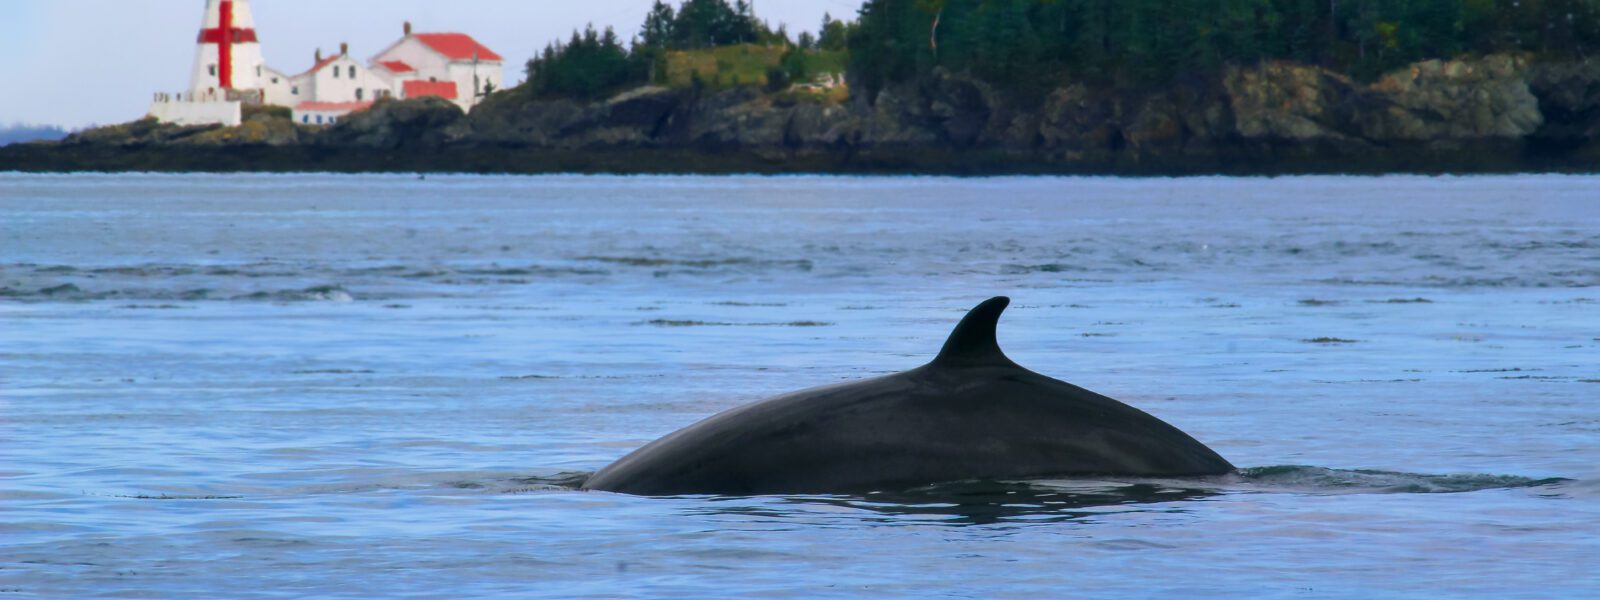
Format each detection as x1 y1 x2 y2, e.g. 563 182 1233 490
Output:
413 33 502 62
297 54 343 77
294 101 375 112
377 60 414 73
403 80 458 100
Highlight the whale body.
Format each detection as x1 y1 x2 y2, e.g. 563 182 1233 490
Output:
583 297 1234 495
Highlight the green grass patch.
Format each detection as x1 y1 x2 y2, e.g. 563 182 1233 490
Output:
663 45 847 92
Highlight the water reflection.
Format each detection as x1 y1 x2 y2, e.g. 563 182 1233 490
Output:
695 479 1218 526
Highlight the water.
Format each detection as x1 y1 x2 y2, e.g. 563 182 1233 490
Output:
2 173 1597 598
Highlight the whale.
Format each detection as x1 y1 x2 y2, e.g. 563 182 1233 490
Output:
582 297 1235 496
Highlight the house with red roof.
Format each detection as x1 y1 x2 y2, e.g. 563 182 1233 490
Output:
285 43 390 125
369 22 504 112
281 22 502 126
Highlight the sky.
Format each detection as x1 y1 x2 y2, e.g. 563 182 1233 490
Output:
0 0 864 129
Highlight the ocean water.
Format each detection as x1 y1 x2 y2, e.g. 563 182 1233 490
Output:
1 173 1596 598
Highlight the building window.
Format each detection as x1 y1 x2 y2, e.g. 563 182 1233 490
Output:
356 88 364 100
348 66 357 78
272 77 279 84
291 86 299 95
330 117 338 123
332 67 339 79
208 64 217 76
256 66 262 76
303 115 309 123
316 115 323 124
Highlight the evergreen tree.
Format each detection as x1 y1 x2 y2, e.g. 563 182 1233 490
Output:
819 13 851 51
524 24 645 98
640 1 676 49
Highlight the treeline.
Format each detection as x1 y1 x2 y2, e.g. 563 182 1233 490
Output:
525 0 775 98
524 25 646 99
849 0 1600 94
523 0 1600 101
523 0 853 99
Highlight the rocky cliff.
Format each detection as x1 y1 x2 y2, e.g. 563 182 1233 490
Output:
5 55 1597 174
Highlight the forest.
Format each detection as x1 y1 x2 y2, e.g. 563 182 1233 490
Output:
520 0 1600 99
848 0 1600 95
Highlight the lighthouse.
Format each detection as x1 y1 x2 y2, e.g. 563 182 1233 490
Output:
189 0 266 98
150 0 269 126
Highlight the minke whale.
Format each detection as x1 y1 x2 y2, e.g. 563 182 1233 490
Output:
583 297 1234 496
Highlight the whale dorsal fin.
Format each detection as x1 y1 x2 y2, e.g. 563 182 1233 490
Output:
932 296 1016 368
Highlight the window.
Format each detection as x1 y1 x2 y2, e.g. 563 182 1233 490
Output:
332 67 339 79
302 115 309 124
349 66 357 78
256 66 262 76
291 86 299 95
316 115 323 124
271 77 279 84
208 64 216 76
330 117 337 123
356 88 364 101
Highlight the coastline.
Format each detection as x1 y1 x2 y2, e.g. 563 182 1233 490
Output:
5 54 1597 177
4 141 1593 177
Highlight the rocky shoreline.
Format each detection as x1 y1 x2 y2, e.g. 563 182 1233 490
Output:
5 55 1597 175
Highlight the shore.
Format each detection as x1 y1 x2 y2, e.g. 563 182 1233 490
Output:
4 54 1597 175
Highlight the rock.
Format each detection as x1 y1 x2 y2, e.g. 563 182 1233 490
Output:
786 102 862 147
862 69 1000 147
466 86 689 148
184 110 308 146
865 83 944 145
65 118 219 146
318 97 466 149
1123 95 1185 152
1359 55 1542 140
685 88 792 147
1527 60 1600 141
1038 84 1121 151
924 69 998 146
1223 62 1361 142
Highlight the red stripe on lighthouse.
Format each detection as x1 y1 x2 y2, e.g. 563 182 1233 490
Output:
196 2 258 89
217 1 233 88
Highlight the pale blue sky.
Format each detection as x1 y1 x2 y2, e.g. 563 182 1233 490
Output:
0 0 862 128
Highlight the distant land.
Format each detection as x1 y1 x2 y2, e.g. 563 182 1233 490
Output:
4 0 1598 175
0 124 70 147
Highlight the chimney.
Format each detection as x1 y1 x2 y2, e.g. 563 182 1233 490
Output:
314 48 322 62
404 21 412 36
340 42 349 56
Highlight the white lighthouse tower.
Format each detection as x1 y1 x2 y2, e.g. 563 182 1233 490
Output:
188 0 266 98
149 0 269 126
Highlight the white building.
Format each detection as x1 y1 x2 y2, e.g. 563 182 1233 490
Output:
287 25 505 125
261 66 292 107
371 23 505 112
151 2 505 127
149 0 267 126
287 44 391 125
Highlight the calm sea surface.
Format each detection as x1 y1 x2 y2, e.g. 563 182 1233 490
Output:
2 173 1597 598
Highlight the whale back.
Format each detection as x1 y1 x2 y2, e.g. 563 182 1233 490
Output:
581 297 1235 495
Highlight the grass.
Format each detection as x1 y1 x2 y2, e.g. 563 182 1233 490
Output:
663 45 848 94
665 44 784 89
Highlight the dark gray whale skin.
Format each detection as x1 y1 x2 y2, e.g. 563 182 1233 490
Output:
582 297 1234 496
